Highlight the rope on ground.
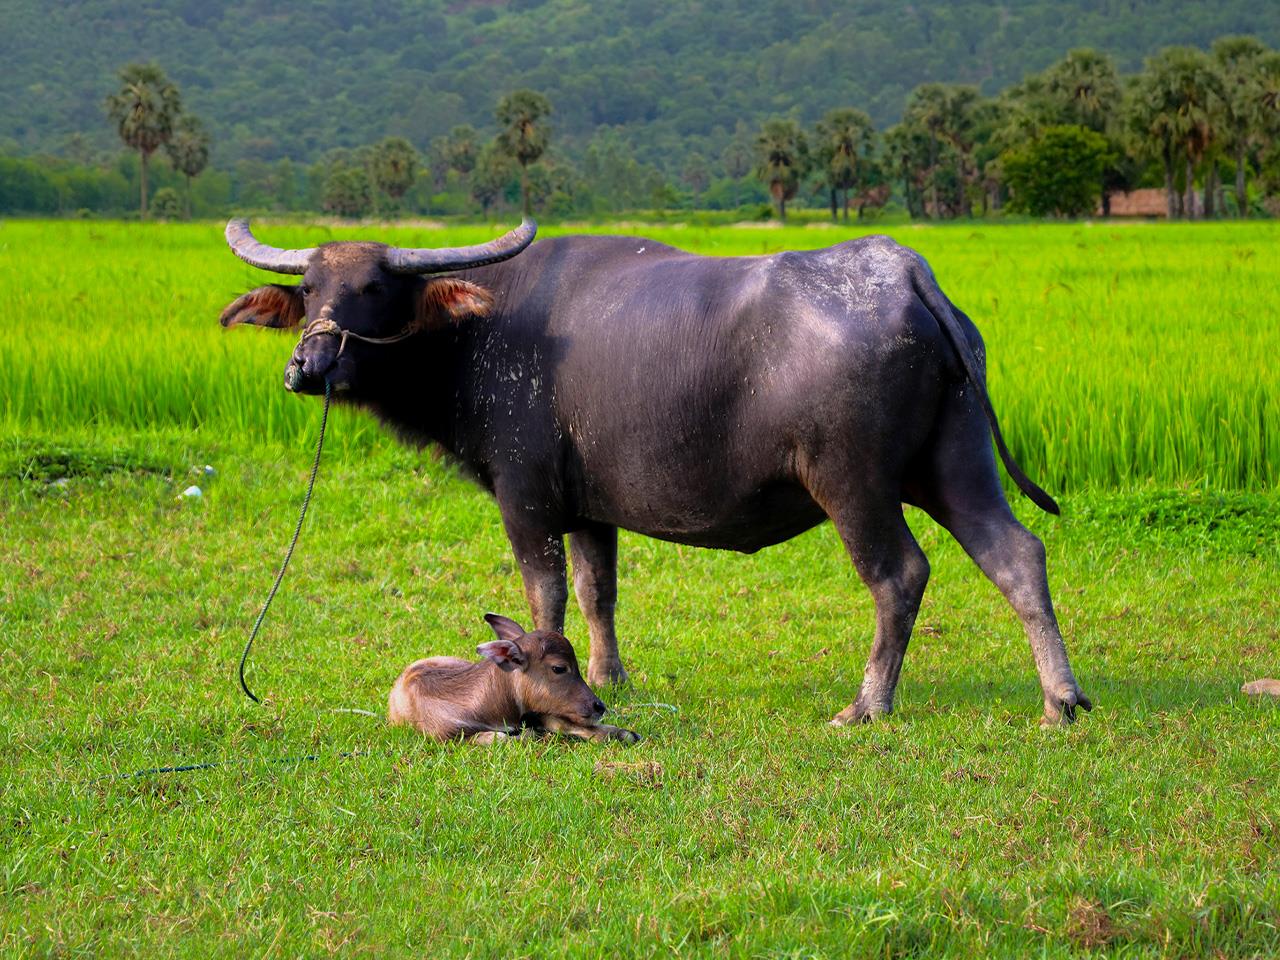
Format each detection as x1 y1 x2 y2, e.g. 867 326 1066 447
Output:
239 378 332 704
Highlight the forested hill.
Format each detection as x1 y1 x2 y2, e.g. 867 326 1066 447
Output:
4 0 1279 173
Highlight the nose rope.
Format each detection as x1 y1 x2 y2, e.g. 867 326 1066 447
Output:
297 316 423 358
239 378 332 704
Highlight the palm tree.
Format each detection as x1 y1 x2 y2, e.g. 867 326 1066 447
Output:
883 122 931 219
105 63 182 219
901 84 982 217
1042 49 1126 214
496 89 552 215
1214 36 1271 217
1043 49 1122 132
754 118 809 221
165 114 209 220
445 125 479 176
814 108 876 222
1127 49 1223 219
902 84 950 217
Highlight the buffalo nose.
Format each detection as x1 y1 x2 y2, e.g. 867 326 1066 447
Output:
301 352 333 378
593 698 607 717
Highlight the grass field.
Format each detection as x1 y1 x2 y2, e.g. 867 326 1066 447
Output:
2 219 1278 957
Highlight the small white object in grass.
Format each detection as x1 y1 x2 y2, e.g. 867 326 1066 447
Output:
203 465 216 476
52 477 70 488
182 485 202 498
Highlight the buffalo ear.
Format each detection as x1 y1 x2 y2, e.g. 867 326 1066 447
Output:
417 278 494 329
219 284 305 329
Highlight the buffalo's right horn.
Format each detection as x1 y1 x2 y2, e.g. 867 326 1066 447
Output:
225 219 316 274
384 218 537 274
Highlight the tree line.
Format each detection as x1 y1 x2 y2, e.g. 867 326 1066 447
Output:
757 38 1280 221
1 38 1278 220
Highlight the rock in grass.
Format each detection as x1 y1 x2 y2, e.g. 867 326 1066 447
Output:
181 485 202 499
1241 679 1280 698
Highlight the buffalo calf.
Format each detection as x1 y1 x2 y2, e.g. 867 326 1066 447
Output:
388 614 640 743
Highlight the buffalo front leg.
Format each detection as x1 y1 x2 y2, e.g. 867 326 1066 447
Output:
826 503 931 725
499 504 567 633
569 522 629 686
539 715 641 743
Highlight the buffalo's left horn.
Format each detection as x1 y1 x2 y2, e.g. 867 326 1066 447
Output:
224 219 316 274
384 217 537 274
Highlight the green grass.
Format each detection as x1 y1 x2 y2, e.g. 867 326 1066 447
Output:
3 219 1279 957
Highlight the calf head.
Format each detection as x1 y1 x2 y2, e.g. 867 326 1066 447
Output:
477 613 607 726
218 218 536 395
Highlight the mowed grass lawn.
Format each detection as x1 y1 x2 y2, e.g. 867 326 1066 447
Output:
2 219 1279 957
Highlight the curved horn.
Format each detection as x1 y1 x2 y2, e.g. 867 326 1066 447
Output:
224 219 316 275
384 217 537 275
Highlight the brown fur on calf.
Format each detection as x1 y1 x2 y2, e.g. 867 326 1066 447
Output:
388 614 640 743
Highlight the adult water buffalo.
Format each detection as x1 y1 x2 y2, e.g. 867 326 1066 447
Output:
219 219 1091 726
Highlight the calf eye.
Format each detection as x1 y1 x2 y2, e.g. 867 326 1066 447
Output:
551 665 568 675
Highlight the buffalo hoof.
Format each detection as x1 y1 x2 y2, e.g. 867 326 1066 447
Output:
829 695 891 726
588 658 630 688
1040 685 1093 727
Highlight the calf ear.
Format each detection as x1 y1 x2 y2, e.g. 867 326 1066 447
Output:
417 278 494 329
219 284 305 329
483 613 527 644
477 637 527 672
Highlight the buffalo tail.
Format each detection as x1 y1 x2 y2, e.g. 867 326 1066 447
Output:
911 261 1061 516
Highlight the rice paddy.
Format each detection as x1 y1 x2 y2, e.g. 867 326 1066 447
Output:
2 218 1277 489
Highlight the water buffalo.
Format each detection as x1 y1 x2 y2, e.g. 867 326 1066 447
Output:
220 219 1091 726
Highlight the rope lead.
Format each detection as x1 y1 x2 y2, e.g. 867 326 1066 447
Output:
239 378 332 704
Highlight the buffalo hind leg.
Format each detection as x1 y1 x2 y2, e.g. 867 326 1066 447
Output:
824 500 931 725
931 501 1091 726
570 522 629 687
499 503 567 633
917 389 1091 725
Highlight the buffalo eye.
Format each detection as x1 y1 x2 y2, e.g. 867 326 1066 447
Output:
551 664 568 675
362 281 383 296
298 283 314 297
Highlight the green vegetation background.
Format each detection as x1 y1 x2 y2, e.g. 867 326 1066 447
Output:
6 0 1280 171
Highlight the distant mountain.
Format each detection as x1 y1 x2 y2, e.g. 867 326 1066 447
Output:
2 0 1277 173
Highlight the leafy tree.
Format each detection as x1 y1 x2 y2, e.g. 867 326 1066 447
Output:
754 118 808 220
104 62 182 219
471 141 515 217
150 186 182 219
369 136 418 208
720 128 754 179
814 108 876 222
322 164 373 218
681 152 711 196
1002 125 1112 217
165 114 210 219
496 89 552 215
1040 49 1131 213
